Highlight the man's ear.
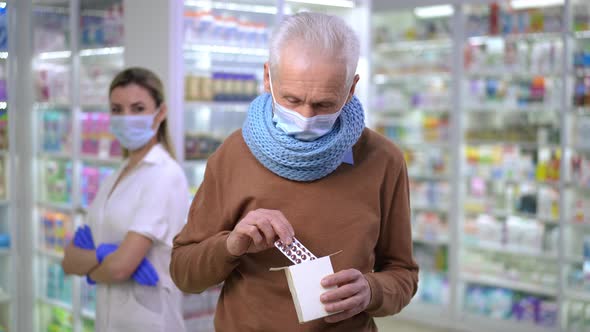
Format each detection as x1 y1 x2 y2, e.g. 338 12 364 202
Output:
346 74 360 103
264 62 271 93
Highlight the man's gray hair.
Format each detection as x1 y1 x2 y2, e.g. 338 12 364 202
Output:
269 12 360 86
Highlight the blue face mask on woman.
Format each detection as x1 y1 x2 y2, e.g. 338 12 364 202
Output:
269 72 346 141
109 112 158 151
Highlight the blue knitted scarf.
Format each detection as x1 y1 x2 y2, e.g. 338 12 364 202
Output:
242 93 365 182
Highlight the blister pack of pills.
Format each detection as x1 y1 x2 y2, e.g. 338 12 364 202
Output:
274 238 317 264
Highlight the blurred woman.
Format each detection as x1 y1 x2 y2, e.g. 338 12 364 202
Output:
62 67 188 332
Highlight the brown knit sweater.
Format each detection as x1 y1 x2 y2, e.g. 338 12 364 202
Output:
171 128 419 331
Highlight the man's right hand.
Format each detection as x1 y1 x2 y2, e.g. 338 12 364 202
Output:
226 209 295 257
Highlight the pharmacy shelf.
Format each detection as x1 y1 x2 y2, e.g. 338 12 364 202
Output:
395 301 454 331
461 272 557 297
0 200 9 207
460 313 559 332
80 155 122 166
38 297 72 312
573 106 590 115
574 145 590 153
184 101 250 112
38 248 64 260
34 102 71 110
572 187 590 198
567 222 590 229
79 46 124 57
463 242 557 261
575 30 590 39
565 289 590 303
465 69 562 78
394 141 450 150
465 141 560 150
565 255 583 264
375 39 451 53
464 208 559 225
37 151 72 160
373 106 450 114
373 72 450 84
183 43 268 57
81 308 96 320
80 104 110 112
0 293 9 304
466 178 562 190
466 105 559 113
574 68 590 77
467 31 562 43
0 248 9 256
412 234 449 246
411 204 448 214
407 173 450 181
36 50 72 60
36 201 75 213
184 0 277 15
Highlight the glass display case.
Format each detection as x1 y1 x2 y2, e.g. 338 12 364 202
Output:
458 2 563 331
371 4 454 320
31 0 124 331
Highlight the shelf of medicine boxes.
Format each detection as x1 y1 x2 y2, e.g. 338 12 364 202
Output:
563 134 590 301
458 136 563 316
461 66 563 322
183 104 250 195
372 44 453 248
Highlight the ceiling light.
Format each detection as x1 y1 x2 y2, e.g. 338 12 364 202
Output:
511 0 564 10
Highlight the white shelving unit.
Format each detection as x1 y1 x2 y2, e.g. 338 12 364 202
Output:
0 2 12 331
372 1 586 331
372 3 455 320
29 1 124 331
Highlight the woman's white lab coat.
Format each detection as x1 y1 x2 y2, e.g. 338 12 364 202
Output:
86 144 189 332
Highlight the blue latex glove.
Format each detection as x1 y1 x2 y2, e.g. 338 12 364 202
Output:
94 243 159 286
72 225 97 285
73 225 95 249
132 257 160 286
86 243 119 285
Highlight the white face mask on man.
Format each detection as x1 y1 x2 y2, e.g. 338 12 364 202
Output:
269 72 346 141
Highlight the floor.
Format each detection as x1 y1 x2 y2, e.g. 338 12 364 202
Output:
375 317 449 332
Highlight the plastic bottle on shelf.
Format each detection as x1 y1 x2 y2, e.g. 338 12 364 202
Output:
212 72 224 102
244 22 257 48
226 17 239 46
80 113 90 155
256 23 269 49
98 113 111 158
236 18 248 48
103 5 117 47
198 11 215 44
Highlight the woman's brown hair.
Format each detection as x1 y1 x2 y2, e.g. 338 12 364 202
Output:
109 67 176 159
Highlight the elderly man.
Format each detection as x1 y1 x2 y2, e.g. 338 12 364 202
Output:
171 12 418 331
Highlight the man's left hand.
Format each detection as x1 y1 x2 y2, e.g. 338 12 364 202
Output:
320 269 371 323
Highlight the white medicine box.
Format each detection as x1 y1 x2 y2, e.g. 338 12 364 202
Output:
271 255 339 323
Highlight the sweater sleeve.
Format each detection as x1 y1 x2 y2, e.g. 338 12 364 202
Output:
363 158 419 316
170 160 241 293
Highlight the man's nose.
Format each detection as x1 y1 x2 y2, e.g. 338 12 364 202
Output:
295 105 316 118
